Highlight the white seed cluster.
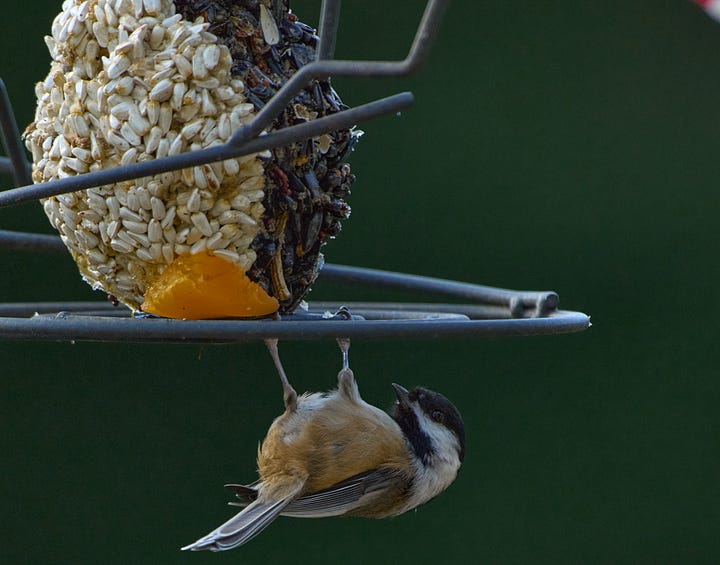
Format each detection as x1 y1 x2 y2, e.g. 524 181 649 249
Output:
24 0 267 309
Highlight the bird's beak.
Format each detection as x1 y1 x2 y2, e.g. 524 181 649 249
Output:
392 383 412 409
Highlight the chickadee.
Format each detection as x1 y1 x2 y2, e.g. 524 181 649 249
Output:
182 339 465 551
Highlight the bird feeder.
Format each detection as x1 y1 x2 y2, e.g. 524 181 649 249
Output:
0 0 589 343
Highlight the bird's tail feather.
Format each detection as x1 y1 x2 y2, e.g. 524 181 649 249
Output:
181 497 292 551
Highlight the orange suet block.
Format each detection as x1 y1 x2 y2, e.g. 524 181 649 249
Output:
142 253 279 319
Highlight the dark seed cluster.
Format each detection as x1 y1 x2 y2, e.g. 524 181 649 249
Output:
174 0 358 312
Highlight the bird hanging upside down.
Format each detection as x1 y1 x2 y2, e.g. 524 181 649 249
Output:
182 338 465 551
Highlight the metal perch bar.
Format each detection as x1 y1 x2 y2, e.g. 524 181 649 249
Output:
0 306 589 343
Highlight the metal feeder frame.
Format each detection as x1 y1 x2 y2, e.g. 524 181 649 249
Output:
0 0 589 344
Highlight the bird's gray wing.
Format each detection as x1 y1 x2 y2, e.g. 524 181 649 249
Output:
182 496 293 552
279 467 404 518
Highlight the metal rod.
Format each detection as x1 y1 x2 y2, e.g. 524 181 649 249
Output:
230 0 450 144
0 79 32 187
320 264 559 317
0 156 24 176
405 0 450 75
0 301 523 321
0 92 413 208
0 229 66 253
317 0 341 60
0 310 590 343
311 302 532 321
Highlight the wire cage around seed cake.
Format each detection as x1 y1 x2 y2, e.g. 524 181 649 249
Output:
0 0 589 343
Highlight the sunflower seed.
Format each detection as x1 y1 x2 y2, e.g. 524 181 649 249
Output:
144 125 162 154
161 13 182 28
87 248 108 264
127 231 150 248
162 243 174 263
212 114 230 142
60 205 79 226
160 205 176 229
156 138 169 158
106 196 121 220
203 44 220 70
120 122 141 146
158 103 172 134
128 110 150 136
260 4 280 45
149 78 173 101
223 158 240 176
217 210 257 227
105 129 130 152
146 99 160 125
190 212 212 237
111 238 134 254
185 226 202 245
120 147 138 166
100 220 120 240
214 86 235 101
185 188 200 213
119 207 142 222
206 232 225 250
135 247 155 262
200 89 217 116
173 53 192 79
61 156 89 174
203 164 220 190
149 196 166 220
230 194 250 210
149 24 164 49
168 134 184 156
190 238 207 255
180 119 203 140
174 243 190 256
126 190 140 212
213 249 240 263
71 114 90 138
79 230 100 249
143 0 161 16
193 78 219 90
163 226 176 243
147 218 162 242
171 82 187 110
149 65 174 84
71 147 92 162
107 53 131 79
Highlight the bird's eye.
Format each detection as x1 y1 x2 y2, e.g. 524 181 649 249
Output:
431 410 445 423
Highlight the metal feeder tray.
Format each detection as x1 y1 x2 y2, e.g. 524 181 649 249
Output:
0 0 590 344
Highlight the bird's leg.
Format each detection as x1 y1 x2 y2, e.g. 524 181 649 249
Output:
265 338 297 411
336 338 360 402
337 337 350 371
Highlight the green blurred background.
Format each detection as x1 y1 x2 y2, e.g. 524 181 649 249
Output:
2 0 719 563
